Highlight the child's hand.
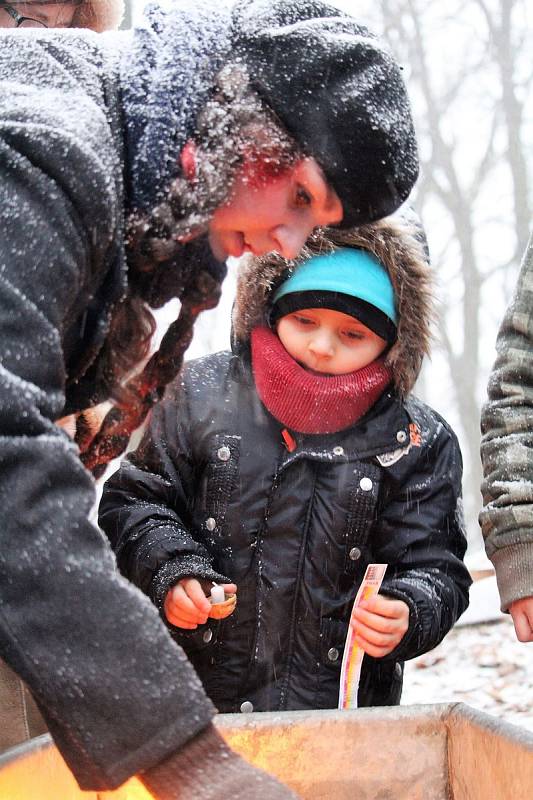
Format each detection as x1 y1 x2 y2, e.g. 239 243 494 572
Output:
351 594 409 657
164 578 237 629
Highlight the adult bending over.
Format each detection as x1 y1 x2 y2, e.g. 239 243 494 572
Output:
0 0 418 795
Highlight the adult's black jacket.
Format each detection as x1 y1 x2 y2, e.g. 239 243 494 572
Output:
0 18 222 794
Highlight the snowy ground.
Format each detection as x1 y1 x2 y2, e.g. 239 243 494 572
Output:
402 577 533 732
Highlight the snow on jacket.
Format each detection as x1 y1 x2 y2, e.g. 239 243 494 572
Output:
0 6 232 790
480 232 533 611
99 219 471 712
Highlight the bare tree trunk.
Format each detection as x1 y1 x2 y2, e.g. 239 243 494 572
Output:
121 0 133 30
481 0 531 256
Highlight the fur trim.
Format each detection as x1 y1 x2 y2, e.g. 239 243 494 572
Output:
232 216 434 397
72 0 124 33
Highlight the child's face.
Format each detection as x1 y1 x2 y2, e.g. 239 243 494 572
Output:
276 307 388 375
208 158 343 260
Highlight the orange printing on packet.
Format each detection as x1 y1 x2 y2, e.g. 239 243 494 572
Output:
338 563 387 710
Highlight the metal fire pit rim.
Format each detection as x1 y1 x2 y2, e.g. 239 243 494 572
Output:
0 732 52 770
1 701 531 774
444 701 533 749
215 700 457 734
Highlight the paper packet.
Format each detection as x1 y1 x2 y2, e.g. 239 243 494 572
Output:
338 563 387 709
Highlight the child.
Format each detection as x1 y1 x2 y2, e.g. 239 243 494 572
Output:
100 218 471 712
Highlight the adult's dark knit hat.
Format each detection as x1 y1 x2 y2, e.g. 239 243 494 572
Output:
270 247 398 344
232 0 419 227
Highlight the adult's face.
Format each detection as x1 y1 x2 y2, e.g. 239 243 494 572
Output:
0 1 78 28
208 158 343 260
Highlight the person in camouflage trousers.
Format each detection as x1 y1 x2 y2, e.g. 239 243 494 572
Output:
480 232 533 643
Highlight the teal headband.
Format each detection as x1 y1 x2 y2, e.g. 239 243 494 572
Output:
272 248 397 324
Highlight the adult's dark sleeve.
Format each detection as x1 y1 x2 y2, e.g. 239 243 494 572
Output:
372 413 471 661
0 87 214 793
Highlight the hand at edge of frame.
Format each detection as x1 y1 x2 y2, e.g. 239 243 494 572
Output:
509 596 533 642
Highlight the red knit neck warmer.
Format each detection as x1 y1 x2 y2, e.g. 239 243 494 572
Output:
250 327 392 434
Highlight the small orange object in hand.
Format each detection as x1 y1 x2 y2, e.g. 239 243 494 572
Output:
164 577 237 629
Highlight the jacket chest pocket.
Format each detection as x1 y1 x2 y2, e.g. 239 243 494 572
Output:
342 462 381 576
198 435 240 541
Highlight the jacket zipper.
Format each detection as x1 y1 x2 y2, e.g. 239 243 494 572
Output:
278 463 318 710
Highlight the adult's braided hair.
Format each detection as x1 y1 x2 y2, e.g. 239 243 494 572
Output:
78 64 302 478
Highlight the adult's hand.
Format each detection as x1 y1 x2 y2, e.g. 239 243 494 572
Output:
509 596 533 642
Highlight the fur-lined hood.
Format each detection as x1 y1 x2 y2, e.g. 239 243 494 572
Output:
232 216 433 397
73 0 124 32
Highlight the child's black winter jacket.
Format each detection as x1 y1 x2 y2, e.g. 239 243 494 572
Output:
100 347 470 712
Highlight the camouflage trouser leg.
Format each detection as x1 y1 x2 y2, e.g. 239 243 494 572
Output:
0 656 48 754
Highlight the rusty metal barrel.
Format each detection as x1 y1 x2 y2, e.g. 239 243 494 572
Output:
0 703 532 799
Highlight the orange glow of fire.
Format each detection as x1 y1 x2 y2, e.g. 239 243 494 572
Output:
98 777 155 799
